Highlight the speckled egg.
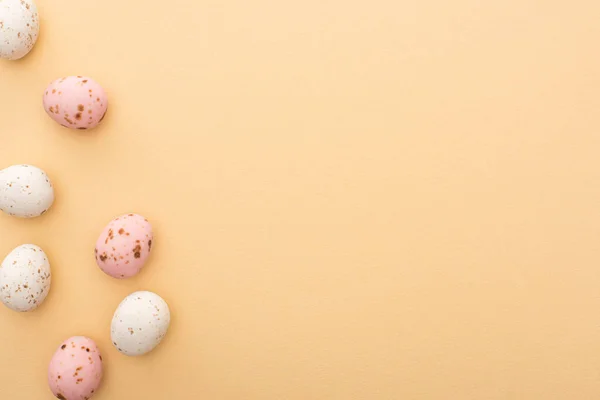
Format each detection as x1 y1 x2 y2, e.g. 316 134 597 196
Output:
111 291 170 356
0 0 39 60
48 336 103 400
0 164 54 218
43 76 108 130
0 244 51 312
95 213 153 279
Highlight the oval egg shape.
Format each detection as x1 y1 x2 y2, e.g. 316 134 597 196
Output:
48 336 103 400
0 164 54 218
0 0 39 60
111 291 170 356
0 244 51 312
95 213 153 279
43 76 108 130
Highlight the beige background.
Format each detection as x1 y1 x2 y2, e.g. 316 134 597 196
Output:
1 0 600 398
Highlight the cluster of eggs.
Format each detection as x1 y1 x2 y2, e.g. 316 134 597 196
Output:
1 1 171 398
0 192 172 400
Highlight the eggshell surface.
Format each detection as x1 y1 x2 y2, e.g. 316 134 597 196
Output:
48 336 103 400
0 0 39 60
111 291 171 356
43 76 108 130
0 164 54 218
95 213 153 279
0 244 50 312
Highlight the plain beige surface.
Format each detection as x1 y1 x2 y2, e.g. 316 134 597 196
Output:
1 0 600 398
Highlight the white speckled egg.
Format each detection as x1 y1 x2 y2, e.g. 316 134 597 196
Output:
0 164 54 218
0 244 51 312
111 291 170 356
0 0 39 60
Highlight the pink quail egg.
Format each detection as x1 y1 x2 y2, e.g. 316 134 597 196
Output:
43 76 108 130
48 336 103 400
94 213 153 279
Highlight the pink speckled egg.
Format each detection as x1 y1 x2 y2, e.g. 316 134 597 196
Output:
95 213 153 279
43 76 108 130
48 336 103 400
